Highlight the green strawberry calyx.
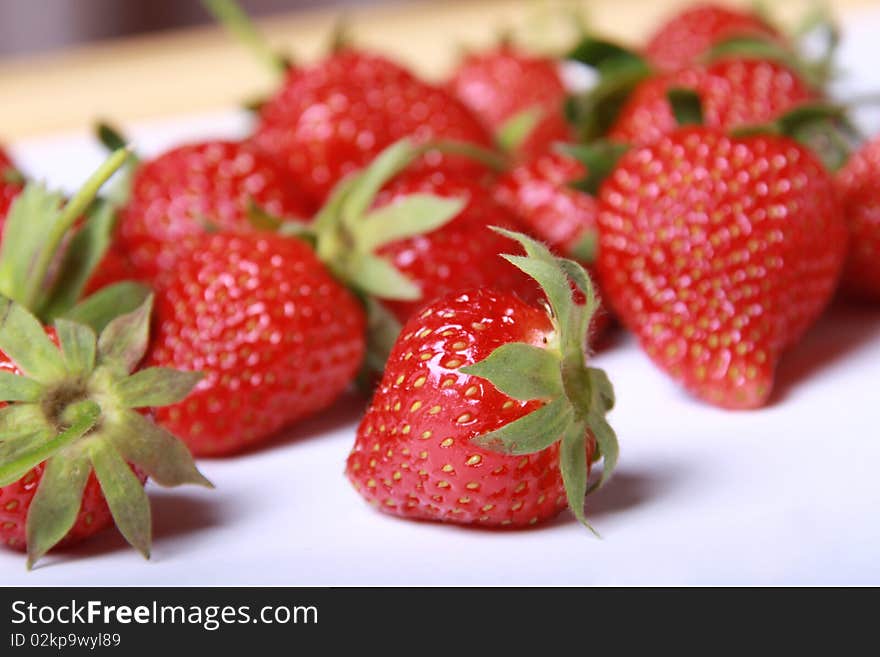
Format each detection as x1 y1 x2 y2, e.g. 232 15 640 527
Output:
0 148 148 325
459 229 618 531
0 294 211 568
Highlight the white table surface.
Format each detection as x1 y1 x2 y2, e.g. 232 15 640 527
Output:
3 9 880 585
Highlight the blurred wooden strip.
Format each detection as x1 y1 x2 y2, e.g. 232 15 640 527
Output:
0 0 875 139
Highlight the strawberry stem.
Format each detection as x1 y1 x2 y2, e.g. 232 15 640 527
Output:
21 148 128 311
202 0 288 76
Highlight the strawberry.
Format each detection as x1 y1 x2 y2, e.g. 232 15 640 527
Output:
116 139 314 280
608 58 816 146
835 136 880 301
494 150 615 338
0 147 25 224
253 49 495 205
445 45 573 159
146 231 366 457
346 230 618 528
644 3 782 73
371 169 539 324
0 152 209 566
596 126 848 408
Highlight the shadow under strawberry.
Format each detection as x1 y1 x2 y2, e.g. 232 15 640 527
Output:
771 301 880 404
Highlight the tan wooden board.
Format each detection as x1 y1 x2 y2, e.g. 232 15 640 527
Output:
1 0 877 139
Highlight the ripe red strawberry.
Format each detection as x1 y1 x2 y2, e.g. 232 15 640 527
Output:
644 3 783 73
146 231 366 456
83 244 140 296
835 136 880 301
253 50 495 205
371 169 540 323
446 45 573 159
597 126 848 408
347 231 618 527
608 58 816 145
0 151 209 566
117 139 314 280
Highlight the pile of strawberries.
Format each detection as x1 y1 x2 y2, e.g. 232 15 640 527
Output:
1 1 878 567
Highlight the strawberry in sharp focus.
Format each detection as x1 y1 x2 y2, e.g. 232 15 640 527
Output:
643 3 783 73
835 136 880 301
146 231 366 457
596 126 848 409
608 58 817 146
0 151 209 566
446 45 573 160
346 230 618 528
116 139 315 280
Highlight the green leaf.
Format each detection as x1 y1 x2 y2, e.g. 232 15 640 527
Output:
566 35 647 73
667 88 704 127
0 400 100 487
363 297 402 376
96 294 153 373
565 58 651 142
496 106 543 153
0 296 66 384
202 0 288 75
88 439 152 559
0 403 50 439
115 367 203 409
586 412 619 493
569 230 598 264
559 422 596 532
0 430 55 473
559 141 629 195
587 366 615 412
345 254 421 301
557 257 600 351
54 319 97 377
40 199 118 320
460 342 563 401
0 183 65 307
0 371 45 402
25 448 92 568
471 397 574 456
503 254 572 325
340 139 419 227
63 282 152 334
108 409 212 488
356 194 465 252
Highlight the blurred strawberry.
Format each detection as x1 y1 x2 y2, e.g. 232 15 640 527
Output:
836 136 880 301
117 139 314 280
446 45 573 159
644 3 783 72
254 50 495 205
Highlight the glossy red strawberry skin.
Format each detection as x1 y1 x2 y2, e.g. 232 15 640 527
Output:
446 46 573 159
83 245 140 297
609 59 815 146
0 332 145 551
346 288 595 526
146 232 366 457
0 147 24 228
836 137 880 301
373 169 540 323
597 127 847 408
644 3 782 73
253 50 495 205
118 140 314 280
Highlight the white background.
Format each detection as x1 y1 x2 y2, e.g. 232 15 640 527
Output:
3 7 880 585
